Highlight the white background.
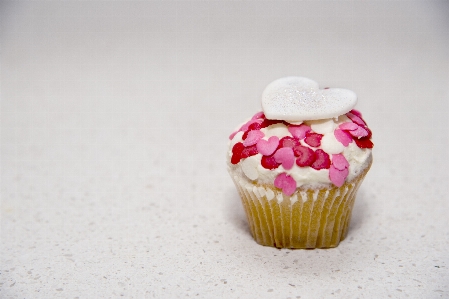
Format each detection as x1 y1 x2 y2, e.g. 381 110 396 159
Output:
1 1 448 298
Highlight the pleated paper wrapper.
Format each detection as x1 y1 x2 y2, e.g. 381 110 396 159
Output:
231 166 370 249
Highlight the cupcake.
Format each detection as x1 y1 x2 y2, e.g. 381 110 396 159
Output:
227 77 373 249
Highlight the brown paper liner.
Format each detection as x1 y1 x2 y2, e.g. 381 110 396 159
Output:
231 163 371 249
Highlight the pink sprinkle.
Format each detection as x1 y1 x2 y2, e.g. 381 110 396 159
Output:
346 112 366 126
229 131 238 140
348 126 368 138
350 109 363 118
274 173 297 196
256 136 279 156
251 111 265 120
274 147 295 170
334 129 353 146
332 154 349 170
339 122 359 131
288 124 311 140
243 130 265 146
329 166 349 187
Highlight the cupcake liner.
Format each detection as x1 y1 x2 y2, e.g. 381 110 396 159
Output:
231 164 371 249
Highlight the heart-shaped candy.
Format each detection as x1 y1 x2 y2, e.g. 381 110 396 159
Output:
243 130 264 146
256 136 279 156
274 173 297 196
331 154 349 170
334 129 353 146
288 124 311 139
262 77 357 121
274 147 295 170
329 166 349 187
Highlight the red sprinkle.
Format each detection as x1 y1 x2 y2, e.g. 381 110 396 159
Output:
304 132 323 147
231 154 241 164
261 154 281 169
350 109 363 118
241 144 258 158
354 137 374 149
311 149 331 170
260 119 282 128
231 142 245 164
365 127 373 139
248 122 262 131
294 146 316 167
232 142 244 154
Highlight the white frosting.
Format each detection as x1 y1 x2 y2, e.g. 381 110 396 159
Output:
262 77 357 121
261 123 290 138
227 117 372 190
310 119 336 134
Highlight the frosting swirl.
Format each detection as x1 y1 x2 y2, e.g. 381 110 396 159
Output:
227 111 373 195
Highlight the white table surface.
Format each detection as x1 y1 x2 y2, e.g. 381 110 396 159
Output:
1 1 448 298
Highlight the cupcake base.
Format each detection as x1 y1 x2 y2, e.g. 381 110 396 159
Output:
231 163 371 249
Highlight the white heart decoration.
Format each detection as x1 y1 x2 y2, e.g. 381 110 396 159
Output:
262 77 357 121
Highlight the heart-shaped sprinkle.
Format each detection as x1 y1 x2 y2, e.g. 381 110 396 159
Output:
311 149 331 170
239 119 262 132
294 145 316 167
256 136 279 156
288 124 311 139
346 112 366 126
339 122 359 131
241 157 259 180
260 119 282 128
274 147 295 170
231 142 245 164
334 129 353 146
354 137 374 149
364 127 373 139
261 154 281 169
329 166 349 187
241 144 259 158
304 132 323 147
242 123 263 140
262 77 357 121
243 130 265 146
278 136 300 148
332 154 349 170
248 122 262 131
348 126 368 138
349 109 363 118
274 173 297 196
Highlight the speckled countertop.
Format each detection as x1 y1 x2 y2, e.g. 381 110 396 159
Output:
1 1 448 298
